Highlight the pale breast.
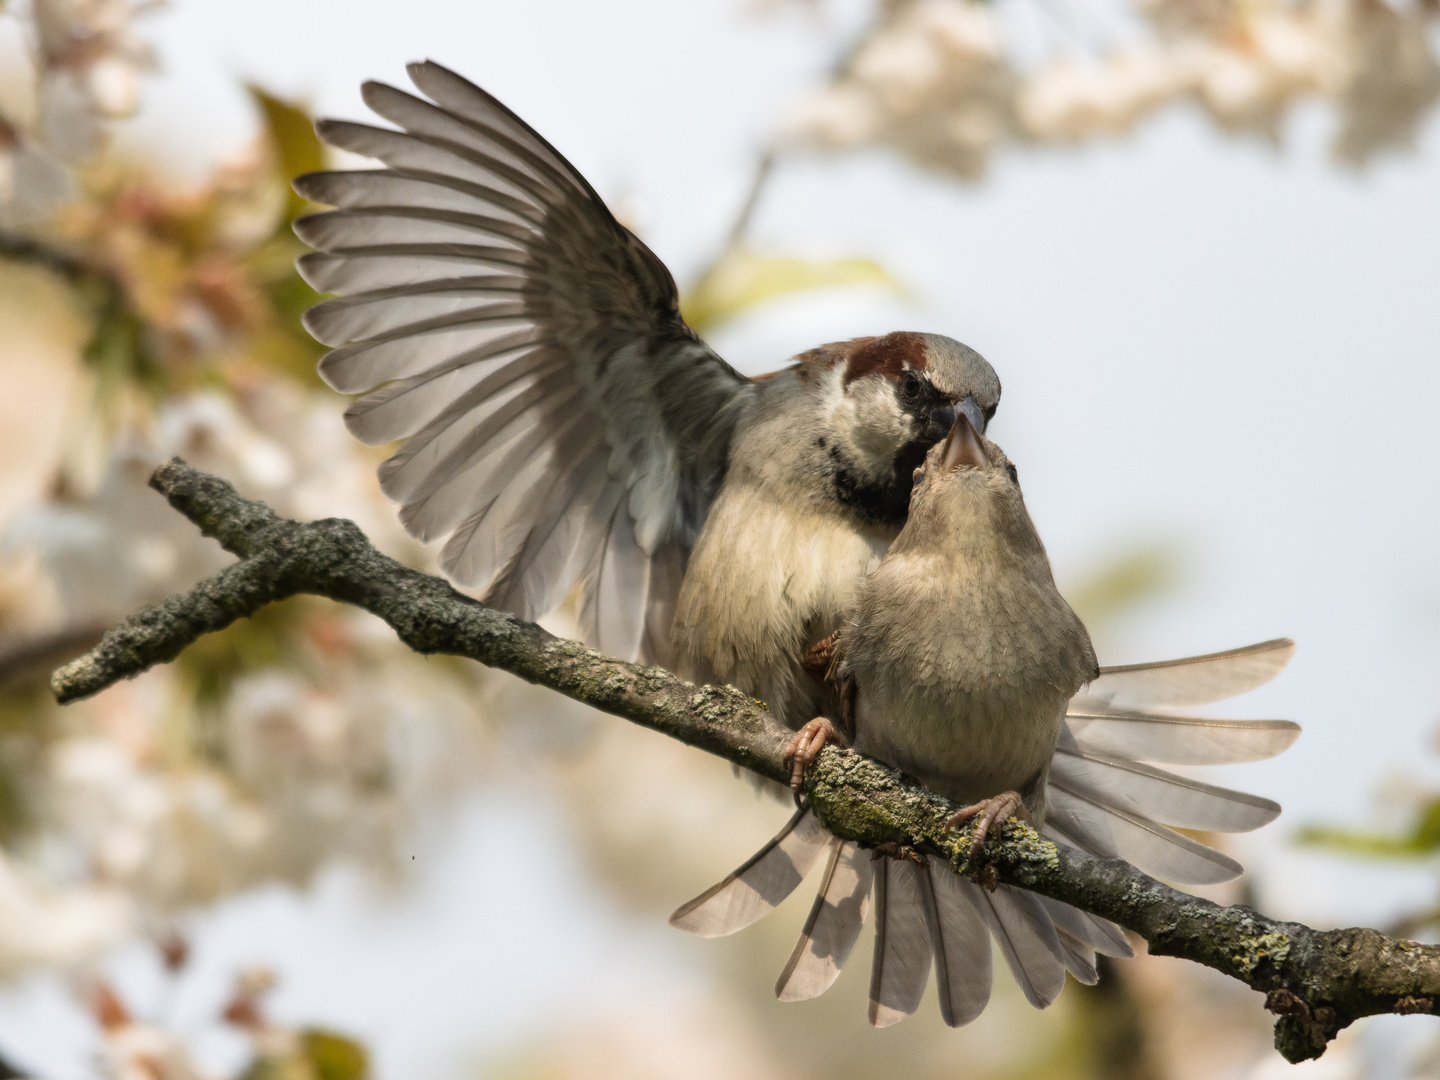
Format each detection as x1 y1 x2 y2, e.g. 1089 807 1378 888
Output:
853 685 1066 813
674 480 888 728
844 551 1089 816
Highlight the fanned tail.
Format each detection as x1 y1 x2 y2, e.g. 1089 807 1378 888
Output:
672 638 1300 1025
1053 637 1300 883
674 817 1130 1026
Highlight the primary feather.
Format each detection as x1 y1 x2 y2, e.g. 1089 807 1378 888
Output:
298 60 753 659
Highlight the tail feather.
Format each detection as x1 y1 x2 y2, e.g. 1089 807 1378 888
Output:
868 858 933 1027
925 862 993 1027
1035 894 1133 984
1053 930 1099 984
1051 745 1280 833
1064 711 1300 766
775 840 874 1001
972 882 1069 1009
669 807 830 937
1036 896 1132 959
1046 787 1243 884
1072 638 1294 712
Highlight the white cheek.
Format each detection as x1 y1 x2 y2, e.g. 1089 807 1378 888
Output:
821 370 913 484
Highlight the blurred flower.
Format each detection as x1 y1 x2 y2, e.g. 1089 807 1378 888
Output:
0 121 72 218
786 0 1438 175
0 0 158 223
0 384 486 970
70 962 372 1080
1019 44 1193 141
0 851 129 976
96 1011 206 1080
32 0 158 156
1193 8 1347 136
1333 0 1440 163
222 967 370 1080
785 0 1018 178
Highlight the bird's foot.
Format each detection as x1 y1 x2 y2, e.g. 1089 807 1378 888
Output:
782 717 847 793
801 632 840 677
948 791 1030 862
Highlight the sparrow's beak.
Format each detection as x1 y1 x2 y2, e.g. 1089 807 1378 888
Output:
959 395 986 434
942 411 988 472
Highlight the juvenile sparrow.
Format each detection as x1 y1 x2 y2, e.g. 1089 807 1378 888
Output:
671 414 1299 1025
293 61 1000 729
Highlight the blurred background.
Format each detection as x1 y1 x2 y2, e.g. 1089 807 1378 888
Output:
0 0 1438 1076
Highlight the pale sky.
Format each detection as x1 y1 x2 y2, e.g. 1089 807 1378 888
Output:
8 0 1440 1076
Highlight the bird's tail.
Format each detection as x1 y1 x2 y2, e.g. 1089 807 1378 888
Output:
670 637 1298 1024
1047 637 1300 885
670 809 1130 1027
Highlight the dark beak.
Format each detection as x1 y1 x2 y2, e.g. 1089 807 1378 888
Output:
928 395 985 444
959 395 986 434
942 411 988 471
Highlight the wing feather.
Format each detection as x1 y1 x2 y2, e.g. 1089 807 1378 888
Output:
342 340 551 446
298 246 528 293
583 496 653 662
299 61 754 660
482 434 613 618
293 168 544 225
304 283 531 348
294 206 538 254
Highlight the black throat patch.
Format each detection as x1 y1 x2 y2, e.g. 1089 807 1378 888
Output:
827 437 932 526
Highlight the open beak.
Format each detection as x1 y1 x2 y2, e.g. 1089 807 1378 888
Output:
942 411 988 472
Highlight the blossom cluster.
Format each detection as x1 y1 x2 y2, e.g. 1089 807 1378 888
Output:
784 0 1439 175
0 389 491 980
0 0 159 216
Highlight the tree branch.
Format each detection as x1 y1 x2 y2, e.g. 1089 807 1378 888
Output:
51 459 1440 1063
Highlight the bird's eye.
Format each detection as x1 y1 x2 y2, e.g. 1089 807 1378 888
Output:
1005 463 1019 485
900 370 922 400
912 467 925 485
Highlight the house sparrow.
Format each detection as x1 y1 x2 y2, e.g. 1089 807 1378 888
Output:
293 60 1000 729
671 414 1299 1026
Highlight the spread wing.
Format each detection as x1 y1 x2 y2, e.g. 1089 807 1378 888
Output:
294 60 754 662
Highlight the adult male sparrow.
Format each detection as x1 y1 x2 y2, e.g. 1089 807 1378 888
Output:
293 61 999 728
671 414 1299 1025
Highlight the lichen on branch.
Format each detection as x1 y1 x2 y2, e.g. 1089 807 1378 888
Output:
49 459 1440 1063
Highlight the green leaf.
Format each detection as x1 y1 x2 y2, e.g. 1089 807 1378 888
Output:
247 85 326 224
680 247 902 335
1066 542 1179 632
1296 798 1440 859
301 1029 369 1080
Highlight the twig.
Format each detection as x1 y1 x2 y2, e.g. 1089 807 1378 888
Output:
725 151 777 248
50 459 1440 1063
